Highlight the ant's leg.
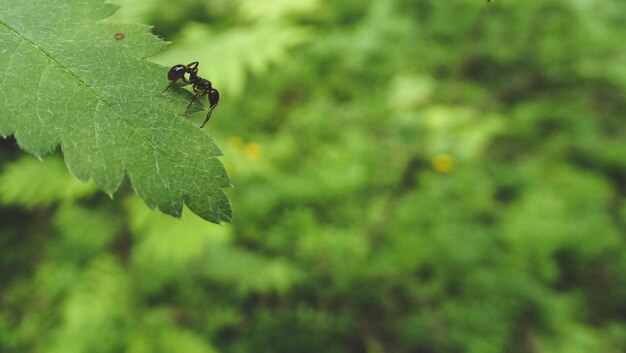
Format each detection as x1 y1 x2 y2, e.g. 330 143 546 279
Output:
160 80 177 93
200 90 219 128
185 85 207 114
199 106 216 128
185 94 198 114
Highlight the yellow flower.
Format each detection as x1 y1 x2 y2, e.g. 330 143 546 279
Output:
244 142 263 161
432 153 454 173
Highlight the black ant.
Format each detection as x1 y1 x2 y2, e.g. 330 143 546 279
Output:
162 62 219 128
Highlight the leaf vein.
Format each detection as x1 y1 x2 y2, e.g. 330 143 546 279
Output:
0 20 183 179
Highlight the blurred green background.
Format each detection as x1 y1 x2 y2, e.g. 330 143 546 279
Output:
2 0 626 352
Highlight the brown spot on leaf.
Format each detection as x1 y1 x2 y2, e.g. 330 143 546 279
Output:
114 32 125 40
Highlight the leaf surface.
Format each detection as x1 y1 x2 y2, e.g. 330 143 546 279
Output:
0 0 231 222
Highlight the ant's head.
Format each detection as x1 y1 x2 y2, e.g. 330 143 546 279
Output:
167 64 188 81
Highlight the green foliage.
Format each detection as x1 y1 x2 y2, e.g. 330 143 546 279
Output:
2 0 626 352
0 156 97 208
0 0 231 223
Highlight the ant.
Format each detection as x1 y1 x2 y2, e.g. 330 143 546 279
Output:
162 62 219 128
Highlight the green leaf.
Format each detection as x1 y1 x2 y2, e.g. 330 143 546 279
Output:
0 0 231 223
50 255 130 353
